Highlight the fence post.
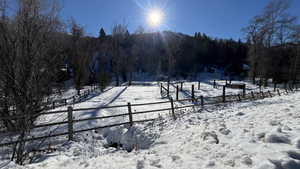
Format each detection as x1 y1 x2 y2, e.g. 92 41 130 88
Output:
52 102 55 109
268 90 272 97
192 85 195 101
243 84 246 97
222 86 226 102
277 89 281 96
180 82 183 91
261 91 265 98
176 85 179 101
289 86 293 92
127 102 133 126
160 83 163 94
225 80 228 85
213 80 216 88
200 96 204 107
167 85 169 97
68 106 74 141
251 91 255 99
285 88 288 94
65 99 67 106
237 94 241 102
259 82 262 92
274 83 277 92
167 81 170 94
198 81 200 90
170 98 176 120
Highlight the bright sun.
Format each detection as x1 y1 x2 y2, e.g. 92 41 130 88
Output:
147 9 164 27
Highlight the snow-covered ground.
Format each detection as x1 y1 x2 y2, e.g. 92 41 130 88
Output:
2 82 300 169
40 82 173 129
0 82 177 160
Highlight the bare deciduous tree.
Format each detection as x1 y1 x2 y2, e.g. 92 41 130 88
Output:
243 0 299 83
111 24 128 86
69 20 90 95
0 0 65 164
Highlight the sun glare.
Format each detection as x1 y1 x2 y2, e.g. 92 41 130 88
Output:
147 9 164 27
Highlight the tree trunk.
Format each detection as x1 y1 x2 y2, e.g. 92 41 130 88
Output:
115 73 119 86
129 72 132 86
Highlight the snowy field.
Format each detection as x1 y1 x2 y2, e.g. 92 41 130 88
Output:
43 82 176 126
1 81 300 169
1 82 179 160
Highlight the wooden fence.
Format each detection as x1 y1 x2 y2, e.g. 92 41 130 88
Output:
0 98 195 147
42 85 101 110
160 80 299 102
1 82 299 147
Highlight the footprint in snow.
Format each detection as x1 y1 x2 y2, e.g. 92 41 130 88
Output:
264 132 291 144
282 108 291 112
236 112 245 116
150 159 162 168
269 120 281 126
136 160 145 169
241 156 253 166
171 155 181 162
287 151 300 161
219 128 231 135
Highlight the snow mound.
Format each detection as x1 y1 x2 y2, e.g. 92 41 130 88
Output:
103 125 157 152
120 125 157 151
102 127 127 147
265 132 291 144
58 140 108 158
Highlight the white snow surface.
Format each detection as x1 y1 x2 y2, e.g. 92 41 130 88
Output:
2 83 300 169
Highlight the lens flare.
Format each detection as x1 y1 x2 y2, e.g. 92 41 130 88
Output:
147 9 164 27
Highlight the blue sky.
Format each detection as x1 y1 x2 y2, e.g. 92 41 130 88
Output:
60 0 300 40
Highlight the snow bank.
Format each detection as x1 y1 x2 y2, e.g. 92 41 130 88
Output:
103 124 158 152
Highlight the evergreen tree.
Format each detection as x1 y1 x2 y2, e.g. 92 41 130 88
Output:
99 27 106 38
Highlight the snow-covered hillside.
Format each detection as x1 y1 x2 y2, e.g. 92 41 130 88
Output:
2 84 300 169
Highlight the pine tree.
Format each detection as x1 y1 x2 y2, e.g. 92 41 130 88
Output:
99 27 106 38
